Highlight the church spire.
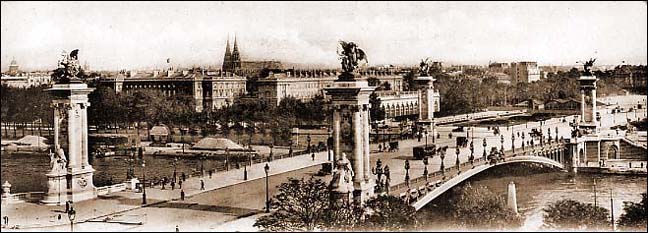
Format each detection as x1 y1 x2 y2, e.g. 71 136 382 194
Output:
231 33 241 71
222 35 232 72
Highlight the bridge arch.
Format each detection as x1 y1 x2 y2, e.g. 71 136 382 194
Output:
410 156 564 211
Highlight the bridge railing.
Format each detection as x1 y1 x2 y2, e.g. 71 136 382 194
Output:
392 142 567 201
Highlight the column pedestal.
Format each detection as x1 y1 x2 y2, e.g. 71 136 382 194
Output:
325 75 376 204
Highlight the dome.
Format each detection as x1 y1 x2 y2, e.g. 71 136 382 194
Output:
192 137 245 151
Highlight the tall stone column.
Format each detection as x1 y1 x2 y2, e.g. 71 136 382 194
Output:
581 90 586 122
325 74 376 204
333 110 341 162
352 109 364 183
42 83 97 205
363 104 371 181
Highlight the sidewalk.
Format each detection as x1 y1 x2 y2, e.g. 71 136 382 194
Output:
1 150 329 230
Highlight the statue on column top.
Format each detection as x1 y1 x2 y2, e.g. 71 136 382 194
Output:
337 41 368 79
51 49 86 84
329 153 355 193
581 58 596 76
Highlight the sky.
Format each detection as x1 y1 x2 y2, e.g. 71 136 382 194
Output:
1 1 647 71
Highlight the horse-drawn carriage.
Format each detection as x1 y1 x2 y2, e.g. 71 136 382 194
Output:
388 141 399 152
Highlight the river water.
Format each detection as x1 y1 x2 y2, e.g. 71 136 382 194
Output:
0 152 227 193
2 152 646 231
418 163 647 231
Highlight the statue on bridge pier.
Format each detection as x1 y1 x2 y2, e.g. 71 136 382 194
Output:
337 41 367 80
329 153 355 204
48 147 67 173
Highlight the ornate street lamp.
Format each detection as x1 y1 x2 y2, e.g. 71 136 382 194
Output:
555 127 559 142
424 129 429 148
375 159 384 191
423 156 429 182
547 128 552 144
173 157 178 182
384 165 391 194
404 159 410 188
511 131 516 154
521 133 526 151
455 147 460 172
440 148 446 176
500 134 505 152
142 160 147 205
469 140 475 167
68 206 76 233
264 163 270 213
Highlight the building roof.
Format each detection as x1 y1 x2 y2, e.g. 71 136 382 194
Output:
192 137 245 151
150 125 170 136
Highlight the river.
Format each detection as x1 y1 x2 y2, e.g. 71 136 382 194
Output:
417 163 647 231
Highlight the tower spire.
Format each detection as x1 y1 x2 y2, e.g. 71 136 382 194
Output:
223 34 232 72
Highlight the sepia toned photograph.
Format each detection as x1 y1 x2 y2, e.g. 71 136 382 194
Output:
1 1 646 232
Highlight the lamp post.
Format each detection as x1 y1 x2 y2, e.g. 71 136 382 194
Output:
555 127 559 142
455 147 460 172
511 131 515 153
68 206 76 233
423 156 429 182
142 160 147 205
521 133 525 151
547 128 551 144
469 140 475 167
264 163 270 213
173 157 178 182
404 159 410 188
440 149 446 176
500 134 504 152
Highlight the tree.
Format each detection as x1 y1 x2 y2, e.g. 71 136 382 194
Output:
446 183 523 229
254 177 331 231
369 92 385 123
543 199 610 230
362 195 419 230
617 192 647 231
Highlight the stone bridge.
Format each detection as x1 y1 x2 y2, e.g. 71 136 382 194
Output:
387 142 569 211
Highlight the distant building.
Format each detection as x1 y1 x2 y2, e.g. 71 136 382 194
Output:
488 62 510 74
256 70 403 106
510 61 541 83
221 35 283 74
99 68 246 112
1 59 52 88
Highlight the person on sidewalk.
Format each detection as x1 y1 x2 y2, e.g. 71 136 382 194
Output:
311 152 315 161
171 181 176 190
178 179 183 189
181 172 186 182
176 225 179 232
209 170 213 179
180 189 185 200
200 179 205 190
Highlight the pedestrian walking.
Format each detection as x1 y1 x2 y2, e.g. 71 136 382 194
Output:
200 179 205 190
209 170 213 179
178 180 183 189
378 144 382 152
181 172 186 182
58 214 61 220
3 216 8 226
171 181 175 190
641 162 644 168
180 189 185 200
311 152 315 161
629 162 632 168
176 225 179 232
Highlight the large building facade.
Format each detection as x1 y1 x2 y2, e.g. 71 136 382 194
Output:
256 70 404 106
511 61 541 84
100 68 246 112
